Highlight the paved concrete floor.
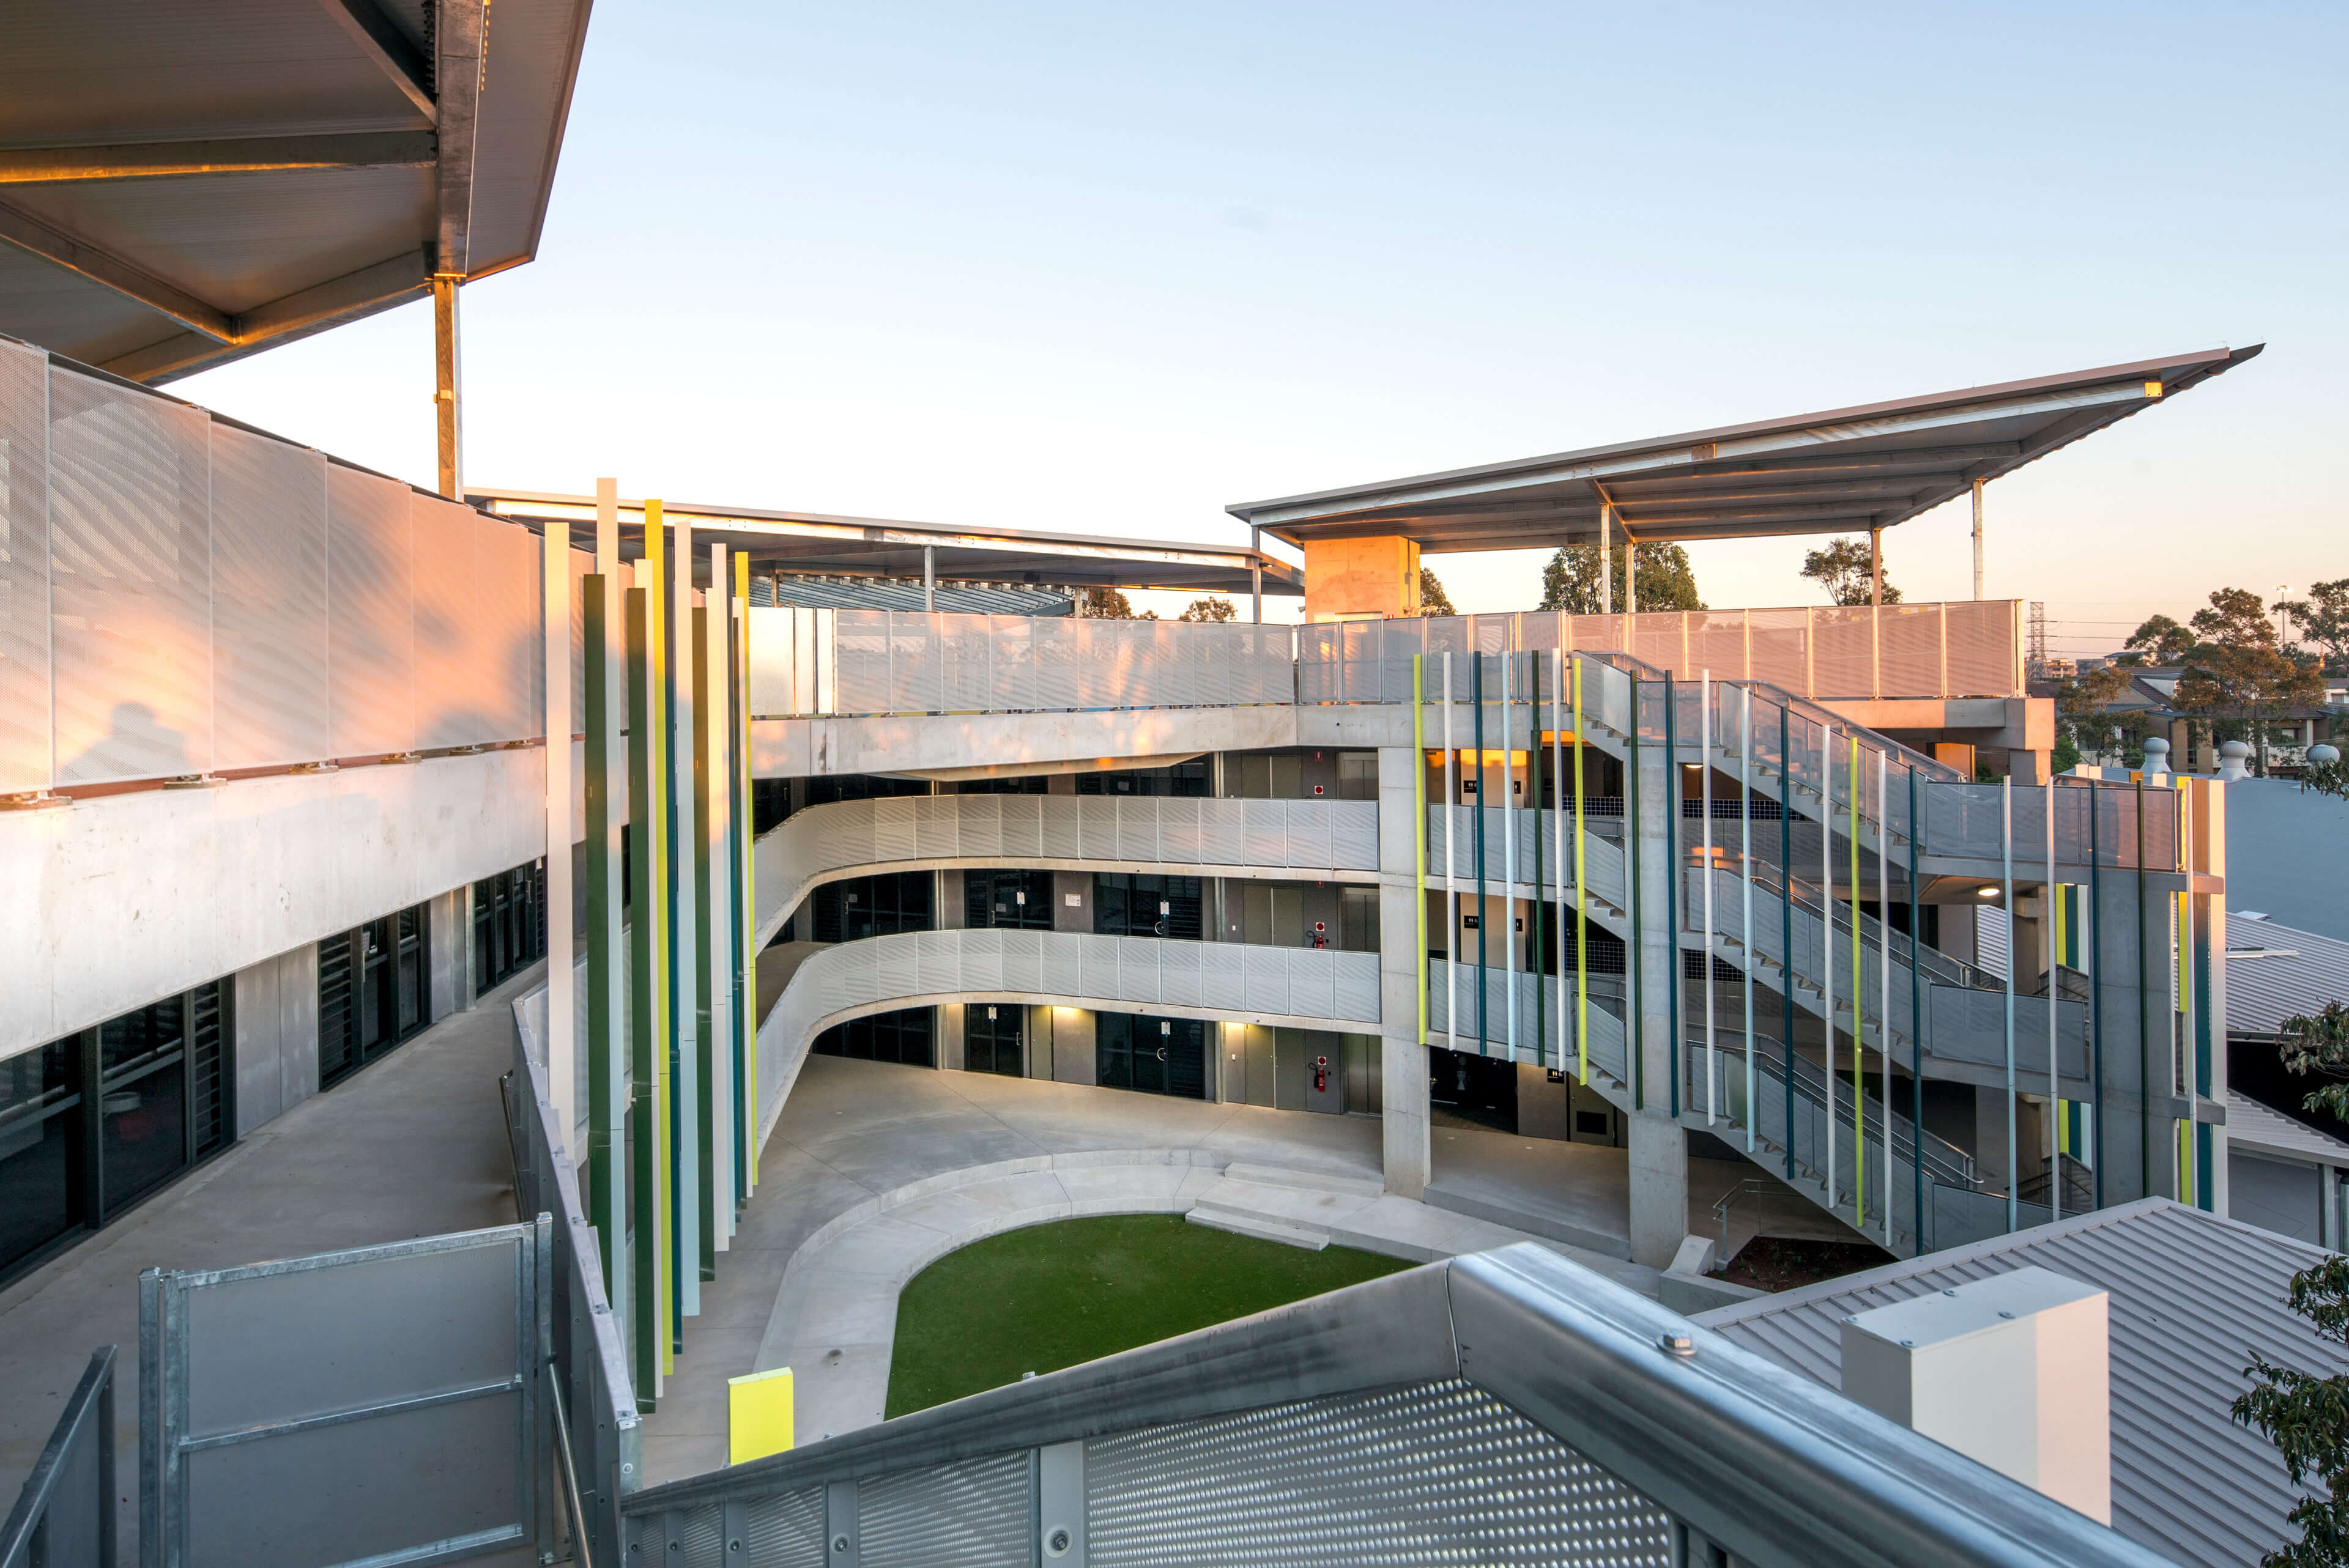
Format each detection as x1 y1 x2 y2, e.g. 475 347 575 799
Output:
637 1055 1854 1484
0 964 543 1560
639 1055 1392 1486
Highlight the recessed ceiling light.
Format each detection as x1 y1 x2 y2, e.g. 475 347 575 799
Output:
1977 886 1999 898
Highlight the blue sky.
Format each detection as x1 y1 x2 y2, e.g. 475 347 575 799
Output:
180 1 2343 648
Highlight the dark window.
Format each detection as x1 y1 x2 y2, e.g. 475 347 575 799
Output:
474 862 546 994
752 778 792 834
97 997 190 1213
966 869 1053 931
188 980 230 1160
2 981 235 1289
1096 1014 1206 1099
1093 874 1201 940
804 775 929 808
321 903 433 1089
0 1037 82 1282
1076 760 1208 797
1430 1044 1516 1133
814 1007 935 1067
813 872 934 943
956 776 1048 795
964 1005 1023 1076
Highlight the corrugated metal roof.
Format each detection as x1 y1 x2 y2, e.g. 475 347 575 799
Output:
2228 916 2349 1038
2228 1096 2349 1167
1694 1199 2343 1568
1228 349 2262 553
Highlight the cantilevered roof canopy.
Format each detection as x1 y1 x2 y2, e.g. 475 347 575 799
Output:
1227 347 2263 553
0 0 592 383
473 488 1305 597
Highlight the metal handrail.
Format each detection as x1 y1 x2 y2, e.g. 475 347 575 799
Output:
0 1346 115 1568
508 991 644 1558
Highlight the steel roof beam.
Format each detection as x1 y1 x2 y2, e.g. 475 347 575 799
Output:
102 248 434 383
1679 443 2022 479
314 0 437 121
434 0 485 275
0 201 232 341
0 133 436 185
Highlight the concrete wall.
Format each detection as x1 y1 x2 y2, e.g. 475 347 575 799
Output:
2 748 549 1060
1516 1064 1573 1141
938 1001 965 1070
232 943 320 1137
1052 871 1091 933
2231 1150 2322 1246
428 886 470 1017
1048 1005 1096 1085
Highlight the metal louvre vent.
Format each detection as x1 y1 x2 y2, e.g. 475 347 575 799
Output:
859 1451 1034 1568
1085 1379 1674 1568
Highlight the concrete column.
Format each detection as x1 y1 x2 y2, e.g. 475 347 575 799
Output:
1377 744 1430 1198
234 943 319 1138
1628 1115 1688 1267
1628 693 1687 1267
938 1002 965 1070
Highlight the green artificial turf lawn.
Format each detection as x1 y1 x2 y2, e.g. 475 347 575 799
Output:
884 1213 1412 1418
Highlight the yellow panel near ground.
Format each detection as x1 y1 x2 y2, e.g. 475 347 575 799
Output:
729 1366 794 1465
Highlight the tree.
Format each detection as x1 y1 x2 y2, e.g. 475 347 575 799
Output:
1537 542 1704 613
2278 580 2349 673
1177 595 1236 623
2238 1005 2349 1567
2280 1002 2349 1118
1080 586 1156 619
2123 613 2194 667
2054 664 2153 766
1798 536 1901 605
2233 1249 2349 1568
1417 567 1455 618
2173 588 2325 776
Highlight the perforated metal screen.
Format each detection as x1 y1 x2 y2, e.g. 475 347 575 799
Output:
0 355 554 792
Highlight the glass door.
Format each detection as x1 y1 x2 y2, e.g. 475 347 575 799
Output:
964 1005 1023 1076
1097 1014 1206 1100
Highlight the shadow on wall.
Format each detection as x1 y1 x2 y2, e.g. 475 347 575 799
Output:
59 701 193 785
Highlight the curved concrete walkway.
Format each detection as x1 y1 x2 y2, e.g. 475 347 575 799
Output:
638 1056 1660 1484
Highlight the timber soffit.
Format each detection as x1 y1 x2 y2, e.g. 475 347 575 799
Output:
0 0 592 383
1226 347 2263 553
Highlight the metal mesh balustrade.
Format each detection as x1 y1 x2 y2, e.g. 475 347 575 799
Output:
48 368 214 786
1085 1381 1672 1568
0 340 50 796
616 1246 2152 1568
1 350 573 793
781 610 1297 717
1302 605 2023 706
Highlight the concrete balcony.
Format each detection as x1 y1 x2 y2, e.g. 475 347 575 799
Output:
752 928 1381 1136
754 795 1381 945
